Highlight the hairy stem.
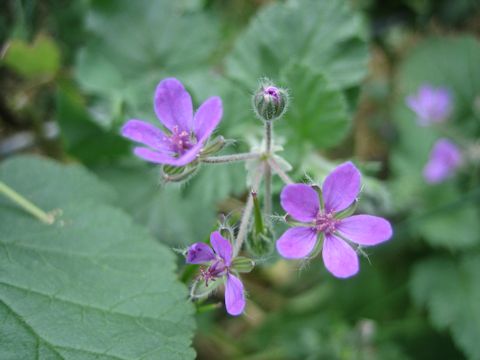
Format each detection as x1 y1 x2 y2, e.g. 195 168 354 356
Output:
268 157 294 185
234 169 263 257
0 181 54 224
201 152 260 164
264 121 273 215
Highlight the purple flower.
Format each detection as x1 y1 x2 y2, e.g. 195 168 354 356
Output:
406 85 452 126
121 78 223 166
276 162 393 278
423 139 463 184
186 231 245 316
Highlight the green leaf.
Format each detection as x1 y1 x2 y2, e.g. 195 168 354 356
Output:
0 156 195 359
281 63 350 149
225 0 369 90
75 0 220 124
56 83 130 164
411 254 480 360
2 35 61 79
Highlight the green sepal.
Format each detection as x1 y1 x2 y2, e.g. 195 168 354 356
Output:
199 136 226 157
231 256 255 273
161 163 198 183
307 232 323 259
334 199 358 219
190 276 224 299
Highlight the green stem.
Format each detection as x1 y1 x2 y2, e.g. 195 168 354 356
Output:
201 152 260 164
233 168 263 257
264 121 273 215
0 181 54 224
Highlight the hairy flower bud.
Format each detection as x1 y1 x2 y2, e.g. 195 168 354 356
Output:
246 228 275 258
252 79 288 122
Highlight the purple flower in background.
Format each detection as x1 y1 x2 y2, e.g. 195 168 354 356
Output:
276 162 393 278
406 85 452 126
121 78 223 166
423 139 463 184
186 231 245 316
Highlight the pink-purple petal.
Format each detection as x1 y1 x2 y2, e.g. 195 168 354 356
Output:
276 227 318 259
337 215 392 246
193 96 223 140
322 234 359 278
280 184 319 222
133 137 205 166
121 120 172 152
225 273 245 316
154 78 193 133
186 242 215 264
133 147 181 165
423 138 463 184
322 162 361 213
210 231 233 266
406 85 452 126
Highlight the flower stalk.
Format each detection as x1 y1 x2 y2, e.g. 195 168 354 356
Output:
264 120 273 215
0 181 54 224
234 167 263 257
201 152 260 164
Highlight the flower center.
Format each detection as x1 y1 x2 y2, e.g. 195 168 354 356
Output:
200 259 227 287
315 212 339 234
168 126 195 154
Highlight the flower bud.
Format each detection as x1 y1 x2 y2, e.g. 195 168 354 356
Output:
252 79 288 122
246 229 275 258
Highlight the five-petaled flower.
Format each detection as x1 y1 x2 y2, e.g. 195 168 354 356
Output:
423 138 463 184
121 78 223 166
186 231 245 316
276 162 393 278
406 85 452 126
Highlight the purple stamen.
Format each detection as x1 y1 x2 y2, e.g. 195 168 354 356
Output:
167 126 195 154
200 259 227 287
315 212 339 234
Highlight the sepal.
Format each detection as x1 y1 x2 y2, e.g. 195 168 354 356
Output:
231 257 255 273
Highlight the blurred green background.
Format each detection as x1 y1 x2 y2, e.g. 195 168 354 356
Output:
1 0 480 359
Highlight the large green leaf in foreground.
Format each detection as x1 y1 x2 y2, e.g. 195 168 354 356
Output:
0 156 195 359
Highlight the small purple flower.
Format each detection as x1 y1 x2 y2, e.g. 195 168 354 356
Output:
423 139 463 184
186 231 245 316
121 78 223 166
406 85 452 126
276 162 393 278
